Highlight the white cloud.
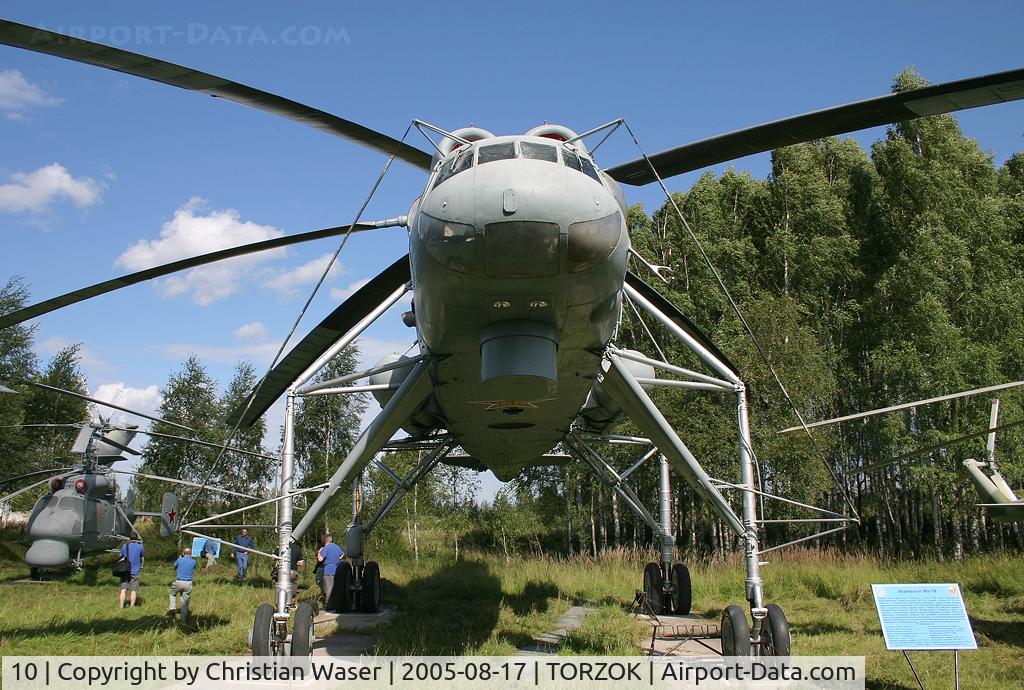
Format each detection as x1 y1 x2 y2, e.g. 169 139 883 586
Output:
36 335 112 374
266 252 342 297
115 198 285 305
0 69 61 116
329 278 370 301
0 163 103 213
157 342 280 365
234 321 268 342
90 382 162 427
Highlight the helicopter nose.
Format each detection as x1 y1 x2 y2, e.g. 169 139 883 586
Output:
25 538 70 568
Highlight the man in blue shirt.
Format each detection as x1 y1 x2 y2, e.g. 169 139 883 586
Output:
118 532 144 609
169 547 198 622
318 534 344 610
233 529 255 581
202 532 221 572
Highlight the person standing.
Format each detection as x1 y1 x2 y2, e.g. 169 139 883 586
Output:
169 547 197 622
233 529 255 581
319 534 343 610
118 532 144 609
202 532 221 572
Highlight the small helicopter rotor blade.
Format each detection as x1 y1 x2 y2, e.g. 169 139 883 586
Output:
853 417 1024 475
607 67 1024 185
0 384 16 393
229 254 412 427
0 467 76 487
0 423 82 428
779 380 1024 434
0 20 432 171
0 220 404 330
129 428 277 461
96 435 142 456
30 382 196 433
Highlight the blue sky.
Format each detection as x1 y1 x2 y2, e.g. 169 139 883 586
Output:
2 2 1022 498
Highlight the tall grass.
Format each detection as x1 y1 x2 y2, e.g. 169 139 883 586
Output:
0 533 1021 689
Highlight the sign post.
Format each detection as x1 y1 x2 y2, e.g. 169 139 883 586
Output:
871 583 976 690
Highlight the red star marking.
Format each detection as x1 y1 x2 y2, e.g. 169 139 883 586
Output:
166 510 177 523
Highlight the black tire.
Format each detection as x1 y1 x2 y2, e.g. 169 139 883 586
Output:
333 562 354 612
721 604 751 656
291 602 316 657
642 562 664 614
29 567 40 581
759 603 791 656
251 603 275 656
669 562 692 615
360 561 381 613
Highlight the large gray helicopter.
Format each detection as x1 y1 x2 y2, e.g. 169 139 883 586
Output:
0 383 275 578
1 18 1022 657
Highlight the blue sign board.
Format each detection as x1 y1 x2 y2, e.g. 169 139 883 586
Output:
871 583 977 650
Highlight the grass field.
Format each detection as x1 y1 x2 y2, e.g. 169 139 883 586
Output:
0 537 1021 689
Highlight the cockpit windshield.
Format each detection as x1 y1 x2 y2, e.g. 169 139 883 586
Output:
432 146 474 190
563 146 603 186
521 141 558 162
478 142 516 164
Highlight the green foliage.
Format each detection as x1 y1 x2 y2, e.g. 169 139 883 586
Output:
0 277 39 477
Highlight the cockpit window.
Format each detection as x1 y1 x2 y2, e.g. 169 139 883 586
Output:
452 147 474 175
562 147 583 172
478 142 517 164
579 156 603 185
521 141 558 162
432 147 475 190
562 146 603 186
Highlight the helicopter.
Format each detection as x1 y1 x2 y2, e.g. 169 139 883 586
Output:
0 382 277 578
1 18 1022 657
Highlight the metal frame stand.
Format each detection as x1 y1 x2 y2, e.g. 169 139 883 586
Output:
574 284 856 656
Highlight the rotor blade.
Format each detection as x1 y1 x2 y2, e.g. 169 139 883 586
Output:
30 382 196 433
779 380 1024 434
128 428 277 462
0 20 432 170
0 467 75 487
96 435 141 456
854 417 1024 475
607 67 1024 185
229 254 412 427
0 219 405 330
112 470 260 501
0 384 15 393
624 270 739 376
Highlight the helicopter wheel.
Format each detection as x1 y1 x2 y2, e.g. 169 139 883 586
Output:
721 604 751 656
251 603 276 656
331 562 354 613
29 567 40 581
642 562 664 614
758 604 791 656
290 602 316 657
359 561 381 613
669 562 692 615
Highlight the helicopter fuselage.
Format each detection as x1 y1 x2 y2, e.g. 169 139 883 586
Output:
403 131 631 479
25 470 131 569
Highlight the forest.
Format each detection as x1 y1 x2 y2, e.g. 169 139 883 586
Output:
2 69 1022 562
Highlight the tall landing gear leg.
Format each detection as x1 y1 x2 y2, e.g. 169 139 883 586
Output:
659 455 691 615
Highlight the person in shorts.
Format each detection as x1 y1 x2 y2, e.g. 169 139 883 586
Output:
169 547 197 622
118 532 145 609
